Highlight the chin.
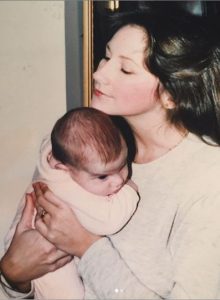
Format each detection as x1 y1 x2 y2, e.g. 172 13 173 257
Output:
91 97 118 116
91 97 101 109
90 99 97 108
91 101 108 114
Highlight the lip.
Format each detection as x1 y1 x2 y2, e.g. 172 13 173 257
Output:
94 88 104 97
93 88 111 98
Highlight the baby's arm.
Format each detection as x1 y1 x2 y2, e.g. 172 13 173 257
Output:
96 181 139 234
51 180 139 236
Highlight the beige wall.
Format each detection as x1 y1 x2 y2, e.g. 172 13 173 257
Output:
0 2 66 294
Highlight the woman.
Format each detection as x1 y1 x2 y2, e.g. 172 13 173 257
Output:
1 9 220 299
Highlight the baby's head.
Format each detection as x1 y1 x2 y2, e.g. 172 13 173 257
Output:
51 107 129 196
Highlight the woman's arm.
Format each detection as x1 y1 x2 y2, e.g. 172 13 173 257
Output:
78 238 160 299
169 192 220 299
0 194 72 298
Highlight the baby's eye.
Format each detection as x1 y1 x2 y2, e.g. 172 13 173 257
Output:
98 175 108 180
121 69 133 75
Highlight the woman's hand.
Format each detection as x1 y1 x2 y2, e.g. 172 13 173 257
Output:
33 182 101 258
0 194 72 293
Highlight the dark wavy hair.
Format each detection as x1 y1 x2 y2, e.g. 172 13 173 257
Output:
106 9 220 145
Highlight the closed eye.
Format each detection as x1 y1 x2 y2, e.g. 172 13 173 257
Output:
104 56 110 61
98 175 108 180
121 69 133 75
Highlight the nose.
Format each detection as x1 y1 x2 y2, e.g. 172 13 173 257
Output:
111 174 125 189
93 59 112 85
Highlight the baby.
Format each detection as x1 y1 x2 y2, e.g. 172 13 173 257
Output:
5 107 139 299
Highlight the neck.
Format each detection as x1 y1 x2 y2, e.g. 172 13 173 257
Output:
125 114 187 163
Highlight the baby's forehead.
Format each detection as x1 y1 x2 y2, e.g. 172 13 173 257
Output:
82 148 127 174
83 140 127 160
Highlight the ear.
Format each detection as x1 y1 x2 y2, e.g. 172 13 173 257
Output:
47 152 69 171
159 84 175 109
55 163 69 171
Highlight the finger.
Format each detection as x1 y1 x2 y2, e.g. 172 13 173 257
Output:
36 205 44 217
50 255 73 272
35 217 49 238
36 193 58 216
35 206 49 223
49 249 71 262
42 190 67 208
39 182 48 193
41 212 50 224
17 194 35 232
30 190 37 205
35 182 64 208
32 182 45 198
33 182 61 209
33 181 49 196
35 211 41 223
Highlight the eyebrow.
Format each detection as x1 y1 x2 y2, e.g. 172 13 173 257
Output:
90 159 127 177
106 44 140 65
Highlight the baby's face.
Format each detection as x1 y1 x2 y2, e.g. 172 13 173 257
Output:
69 147 128 196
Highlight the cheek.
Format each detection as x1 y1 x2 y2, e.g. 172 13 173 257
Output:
139 77 159 100
117 77 158 108
123 169 129 181
82 182 100 195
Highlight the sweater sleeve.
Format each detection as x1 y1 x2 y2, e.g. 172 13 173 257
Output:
74 185 140 235
0 278 34 299
51 181 140 236
78 238 160 299
169 191 220 299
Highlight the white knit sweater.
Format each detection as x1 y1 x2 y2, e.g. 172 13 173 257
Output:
78 133 220 299
3 133 220 299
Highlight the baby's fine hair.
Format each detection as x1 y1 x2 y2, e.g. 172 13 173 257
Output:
51 107 124 169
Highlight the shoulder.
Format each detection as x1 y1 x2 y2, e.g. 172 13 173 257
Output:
175 136 220 214
132 133 220 189
39 134 51 154
190 137 220 185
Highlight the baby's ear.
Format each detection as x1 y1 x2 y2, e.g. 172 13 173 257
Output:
55 163 69 171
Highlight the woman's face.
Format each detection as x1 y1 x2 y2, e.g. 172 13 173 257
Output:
92 25 161 117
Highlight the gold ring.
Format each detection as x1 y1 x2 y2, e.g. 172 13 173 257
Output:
41 209 47 218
